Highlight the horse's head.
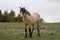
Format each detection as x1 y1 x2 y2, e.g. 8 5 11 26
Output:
20 7 26 17
20 7 30 17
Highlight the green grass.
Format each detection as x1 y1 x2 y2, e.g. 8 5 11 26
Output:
0 22 60 40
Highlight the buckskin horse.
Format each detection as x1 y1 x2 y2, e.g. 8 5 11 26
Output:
20 7 41 38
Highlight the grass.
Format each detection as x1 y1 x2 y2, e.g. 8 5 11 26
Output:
0 22 60 40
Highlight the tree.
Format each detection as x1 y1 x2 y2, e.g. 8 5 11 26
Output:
15 15 23 22
0 10 4 22
3 11 9 22
8 10 15 22
0 10 23 22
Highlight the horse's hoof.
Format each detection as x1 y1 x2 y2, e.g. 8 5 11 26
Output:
25 37 27 38
38 34 40 36
25 36 27 38
30 35 32 38
30 36 32 38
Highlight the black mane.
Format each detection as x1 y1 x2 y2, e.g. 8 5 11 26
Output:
20 8 30 16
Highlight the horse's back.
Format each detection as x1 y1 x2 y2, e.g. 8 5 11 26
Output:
31 13 40 23
31 13 40 19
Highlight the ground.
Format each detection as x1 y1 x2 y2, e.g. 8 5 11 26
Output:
0 22 60 40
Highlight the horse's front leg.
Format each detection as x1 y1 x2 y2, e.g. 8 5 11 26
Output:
29 24 32 38
28 24 34 38
25 23 28 38
31 24 34 36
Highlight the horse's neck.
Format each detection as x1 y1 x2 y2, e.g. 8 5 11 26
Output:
23 15 31 22
23 15 30 20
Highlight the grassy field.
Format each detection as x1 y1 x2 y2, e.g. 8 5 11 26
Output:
0 22 60 40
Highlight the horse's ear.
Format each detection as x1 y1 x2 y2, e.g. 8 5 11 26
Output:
20 7 21 9
23 7 25 9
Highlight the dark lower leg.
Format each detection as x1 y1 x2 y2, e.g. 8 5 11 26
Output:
25 28 27 38
37 27 40 36
25 23 28 38
29 28 32 38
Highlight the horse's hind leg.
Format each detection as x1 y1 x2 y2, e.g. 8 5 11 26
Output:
37 21 40 36
25 24 28 38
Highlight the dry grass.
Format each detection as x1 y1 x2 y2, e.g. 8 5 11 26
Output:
0 22 60 40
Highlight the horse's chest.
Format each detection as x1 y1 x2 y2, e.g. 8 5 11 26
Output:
23 17 32 23
31 15 38 22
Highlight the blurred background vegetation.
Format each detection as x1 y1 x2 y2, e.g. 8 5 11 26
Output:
0 10 23 22
0 10 44 22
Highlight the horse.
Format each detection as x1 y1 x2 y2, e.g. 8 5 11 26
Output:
20 7 41 38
